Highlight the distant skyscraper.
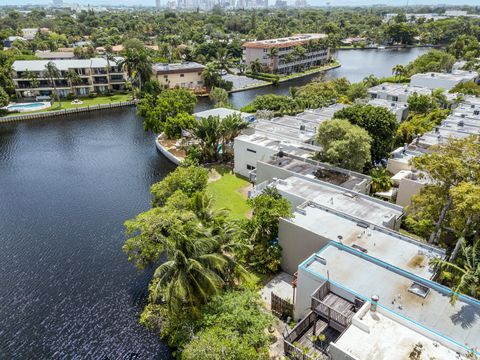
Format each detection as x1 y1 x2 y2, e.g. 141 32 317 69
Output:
52 0 63 6
156 0 161 7
295 0 307 7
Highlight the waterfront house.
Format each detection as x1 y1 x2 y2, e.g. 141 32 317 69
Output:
152 62 205 91
242 34 329 74
12 58 127 99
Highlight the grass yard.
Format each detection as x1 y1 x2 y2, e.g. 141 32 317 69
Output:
207 165 252 220
5 94 132 117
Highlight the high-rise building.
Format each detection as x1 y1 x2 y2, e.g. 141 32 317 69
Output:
52 0 63 6
156 0 161 8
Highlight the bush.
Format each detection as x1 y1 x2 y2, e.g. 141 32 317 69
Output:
66 93 76 100
163 112 197 139
88 92 97 98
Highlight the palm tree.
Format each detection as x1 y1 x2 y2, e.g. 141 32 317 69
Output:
392 64 406 83
44 61 62 107
119 48 152 99
267 47 279 72
24 69 39 88
214 47 233 74
431 88 448 109
189 116 222 163
430 239 479 304
65 69 81 96
363 74 379 87
201 63 221 90
249 59 262 73
103 45 116 92
152 228 228 310
220 113 250 161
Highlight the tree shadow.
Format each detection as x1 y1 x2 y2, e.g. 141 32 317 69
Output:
450 303 480 329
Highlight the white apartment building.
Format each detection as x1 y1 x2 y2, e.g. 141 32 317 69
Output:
368 82 432 102
152 62 205 91
368 98 408 122
242 34 329 74
12 58 126 99
410 70 479 91
288 239 477 360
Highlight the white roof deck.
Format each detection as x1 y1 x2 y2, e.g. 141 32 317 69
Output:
368 83 432 97
302 243 479 354
12 57 122 72
194 107 253 121
335 306 470 360
235 133 320 158
275 176 403 225
293 204 443 279
254 120 316 143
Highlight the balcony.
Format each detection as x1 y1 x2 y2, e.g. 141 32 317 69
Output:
283 281 364 359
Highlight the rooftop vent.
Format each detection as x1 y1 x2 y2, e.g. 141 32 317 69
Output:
431 73 435 77
315 254 327 265
461 113 466 118
459 120 464 128
408 282 430 298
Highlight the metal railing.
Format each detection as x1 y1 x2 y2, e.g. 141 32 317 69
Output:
284 311 318 360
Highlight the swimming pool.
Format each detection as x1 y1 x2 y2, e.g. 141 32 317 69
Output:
7 102 51 112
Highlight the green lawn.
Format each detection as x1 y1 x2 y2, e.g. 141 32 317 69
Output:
207 165 252 220
6 94 132 117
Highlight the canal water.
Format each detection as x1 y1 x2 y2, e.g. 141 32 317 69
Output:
197 47 430 111
0 47 428 359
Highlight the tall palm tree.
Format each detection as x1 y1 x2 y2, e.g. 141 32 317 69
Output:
392 64 406 83
215 47 233 74
220 113 250 161
44 61 62 107
201 63 221 90
65 69 81 96
24 69 39 88
119 48 152 99
267 47 279 72
431 88 448 109
430 239 479 304
103 45 116 92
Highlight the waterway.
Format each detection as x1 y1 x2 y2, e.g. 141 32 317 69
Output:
0 47 428 359
197 47 430 111
0 108 175 359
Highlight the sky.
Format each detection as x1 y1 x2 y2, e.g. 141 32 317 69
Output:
2 0 479 6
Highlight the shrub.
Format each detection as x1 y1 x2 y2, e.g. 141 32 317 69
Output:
88 92 97 98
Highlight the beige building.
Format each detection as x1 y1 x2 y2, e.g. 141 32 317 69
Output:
12 58 127 99
242 33 329 74
152 62 205 91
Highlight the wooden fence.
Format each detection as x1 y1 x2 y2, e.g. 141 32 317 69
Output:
0 100 136 123
271 292 294 320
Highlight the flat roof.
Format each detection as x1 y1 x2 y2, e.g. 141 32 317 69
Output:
35 51 75 59
276 176 403 225
301 242 479 354
411 71 478 82
390 147 422 164
254 120 316 142
413 127 477 150
235 133 320 158
194 107 253 120
368 83 432 97
263 154 370 190
152 61 205 74
243 33 327 49
368 98 408 111
335 306 469 360
293 204 442 279
12 57 122 72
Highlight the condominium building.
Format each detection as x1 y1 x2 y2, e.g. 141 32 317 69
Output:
152 62 205 91
12 58 127 99
410 70 479 91
288 240 477 360
242 34 329 74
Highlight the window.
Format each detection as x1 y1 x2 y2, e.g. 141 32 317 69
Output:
247 164 255 170
246 148 257 153
180 74 184 77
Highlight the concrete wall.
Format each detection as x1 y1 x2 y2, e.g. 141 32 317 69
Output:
387 158 412 175
329 343 360 360
396 178 425 207
255 160 293 184
279 218 330 275
295 264 326 319
156 71 203 89
233 138 277 178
